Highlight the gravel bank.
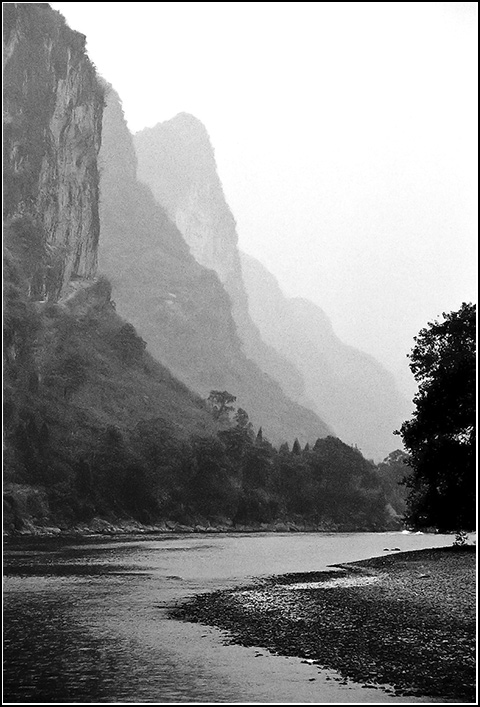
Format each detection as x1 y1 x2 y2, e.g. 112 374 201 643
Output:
171 546 476 701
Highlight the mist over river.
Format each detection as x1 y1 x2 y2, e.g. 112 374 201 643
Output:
3 532 456 703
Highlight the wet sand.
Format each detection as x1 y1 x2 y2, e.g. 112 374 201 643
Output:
172 546 476 702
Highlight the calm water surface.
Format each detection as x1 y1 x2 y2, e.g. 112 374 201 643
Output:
3 531 455 703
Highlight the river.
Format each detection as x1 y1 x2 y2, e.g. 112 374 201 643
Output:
3 531 456 703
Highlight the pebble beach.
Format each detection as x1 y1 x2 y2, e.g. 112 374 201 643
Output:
172 546 476 701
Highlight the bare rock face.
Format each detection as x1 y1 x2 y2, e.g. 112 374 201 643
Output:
134 115 314 409
3 3 104 301
135 113 239 283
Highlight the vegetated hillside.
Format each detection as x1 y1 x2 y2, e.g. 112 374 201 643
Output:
4 236 400 534
4 233 402 533
98 93 331 446
1 3 217 530
3 254 222 529
133 114 314 410
241 252 411 461
2 4 405 534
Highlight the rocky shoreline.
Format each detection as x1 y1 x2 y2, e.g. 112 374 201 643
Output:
3 517 351 537
4 511 400 537
171 546 476 702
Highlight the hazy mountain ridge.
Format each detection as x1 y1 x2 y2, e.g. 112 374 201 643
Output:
99 95 332 444
133 114 316 410
3 3 405 535
240 252 411 460
132 111 408 459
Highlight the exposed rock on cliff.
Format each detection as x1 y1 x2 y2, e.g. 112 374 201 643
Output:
99 95 331 444
133 114 314 409
3 2 104 301
2 3 400 533
135 114 239 284
240 252 411 461
3 4 220 530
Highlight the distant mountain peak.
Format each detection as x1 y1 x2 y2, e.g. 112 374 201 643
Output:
136 112 213 157
99 92 332 444
133 113 331 426
168 111 208 128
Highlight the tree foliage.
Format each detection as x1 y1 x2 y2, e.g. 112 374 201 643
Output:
3 277 405 531
207 390 237 422
376 450 411 519
396 303 476 530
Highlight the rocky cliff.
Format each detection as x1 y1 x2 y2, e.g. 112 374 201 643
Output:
134 114 240 286
2 3 400 533
99 95 331 444
3 2 104 301
3 5 222 530
133 114 314 409
240 252 411 461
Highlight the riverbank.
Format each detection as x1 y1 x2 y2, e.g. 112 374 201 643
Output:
4 482 403 536
3 516 383 537
172 546 476 701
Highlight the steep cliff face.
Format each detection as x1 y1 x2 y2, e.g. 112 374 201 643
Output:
134 114 238 283
99 94 331 444
3 3 104 300
3 5 223 530
241 252 411 461
133 115 313 409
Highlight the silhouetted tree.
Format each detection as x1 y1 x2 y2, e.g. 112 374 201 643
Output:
207 390 237 421
189 436 238 517
234 407 254 438
292 438 302 455
242 444 273 490
218 426 252 463
396 303 476 530
376 449 411 519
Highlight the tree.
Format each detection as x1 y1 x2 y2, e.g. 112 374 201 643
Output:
376 450 411 519
242 444 273 490
396 303 476 531
189 436 239 517
234 407 254 438
207 390 237 422
292 438 302 455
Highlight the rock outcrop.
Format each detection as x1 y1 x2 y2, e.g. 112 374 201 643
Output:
2 4 222 532
240 252 411 461
134 114 239 284
3 2 104 301
99 95 331 444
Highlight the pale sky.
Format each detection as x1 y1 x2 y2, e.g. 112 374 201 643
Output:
52 1 478 397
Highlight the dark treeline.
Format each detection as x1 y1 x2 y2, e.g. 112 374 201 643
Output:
4 245 407 532
5 403 404 532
